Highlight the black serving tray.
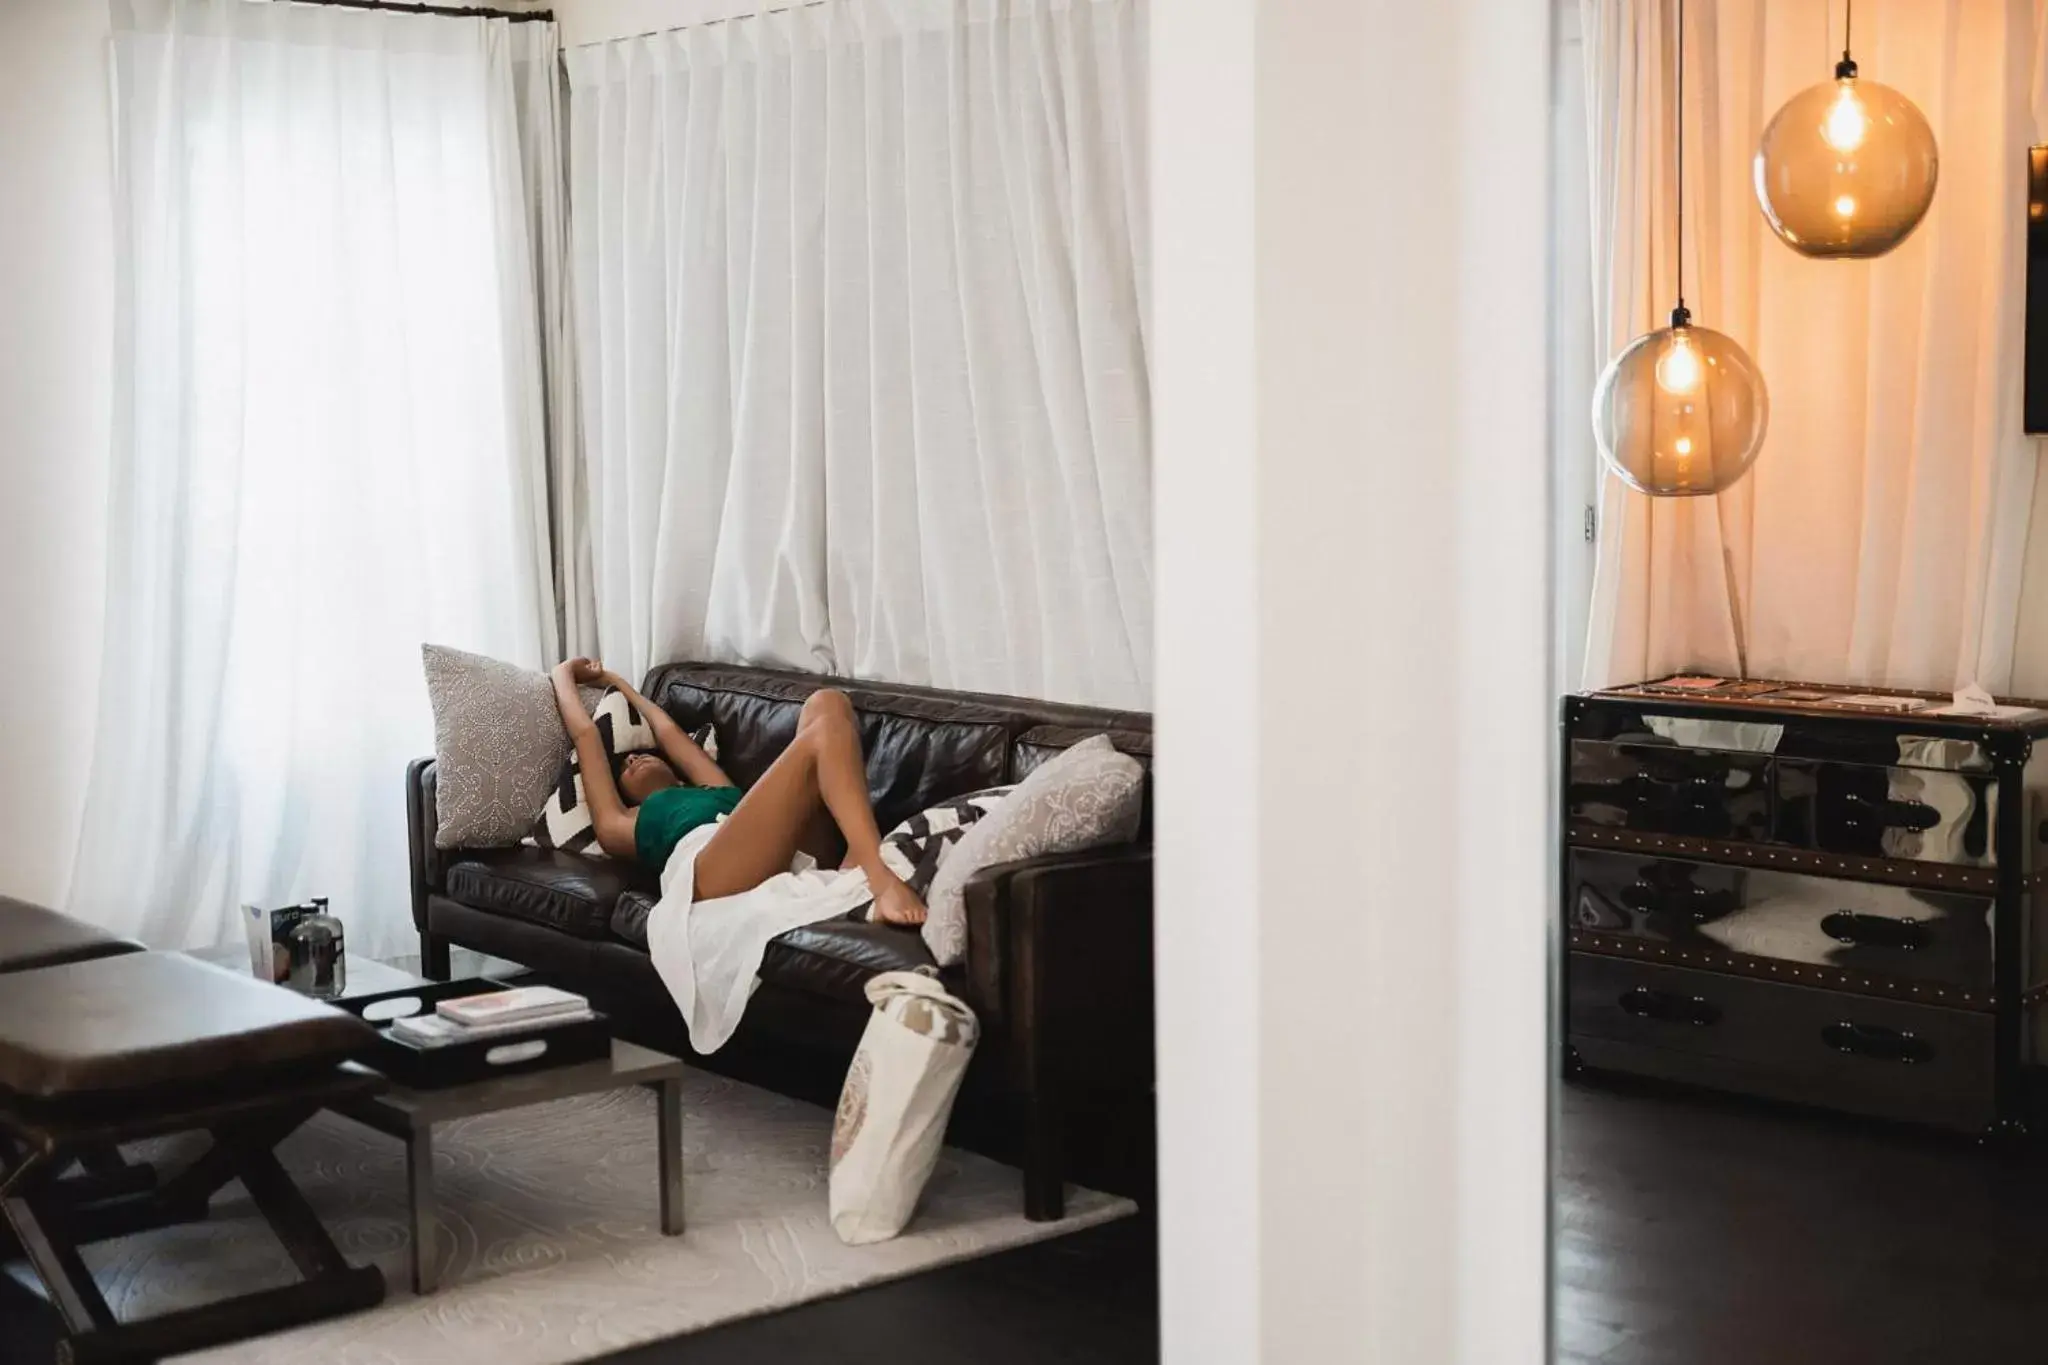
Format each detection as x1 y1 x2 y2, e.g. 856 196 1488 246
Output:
332 976 612 1089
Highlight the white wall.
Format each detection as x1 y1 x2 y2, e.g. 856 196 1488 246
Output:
1551 2 1598 692
0 0 115 910
1153 0 1551 1360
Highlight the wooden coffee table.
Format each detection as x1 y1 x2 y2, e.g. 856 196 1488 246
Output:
331 1039 686 1294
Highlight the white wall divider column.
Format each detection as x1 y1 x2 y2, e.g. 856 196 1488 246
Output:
1152 0 1552 1358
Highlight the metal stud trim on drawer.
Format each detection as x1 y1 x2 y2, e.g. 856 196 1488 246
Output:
1568 929 1994 1011
1567 825 1999 894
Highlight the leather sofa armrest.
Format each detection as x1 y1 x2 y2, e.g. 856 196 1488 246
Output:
406 757 442 933
961 843 1153 1087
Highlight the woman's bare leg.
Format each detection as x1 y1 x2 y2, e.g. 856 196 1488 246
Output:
690 690 924 923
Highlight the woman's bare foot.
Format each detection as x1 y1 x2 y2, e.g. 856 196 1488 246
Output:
869 872 928 927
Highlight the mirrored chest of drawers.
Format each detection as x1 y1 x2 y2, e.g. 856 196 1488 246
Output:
1564 679 2048 1136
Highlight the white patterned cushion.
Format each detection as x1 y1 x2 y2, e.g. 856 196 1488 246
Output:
850 786 1013 923
921 735 1144 965
524 691 710 859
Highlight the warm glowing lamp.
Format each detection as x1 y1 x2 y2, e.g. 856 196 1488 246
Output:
1592 0 1768 498
1753 0 1938 259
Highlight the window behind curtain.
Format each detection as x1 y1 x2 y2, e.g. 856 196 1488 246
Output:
75 0 557 953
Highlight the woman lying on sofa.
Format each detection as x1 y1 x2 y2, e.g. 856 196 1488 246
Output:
549 659 927 926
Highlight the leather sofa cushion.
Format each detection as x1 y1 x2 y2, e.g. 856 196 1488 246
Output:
0 898 145 975
645 668 1025 830
608 891 932 1007
446 847 657 941
762 921 938 1006
856 706 1011 832
1012 725 1153 779
0 952 373 1100
612 889 657 948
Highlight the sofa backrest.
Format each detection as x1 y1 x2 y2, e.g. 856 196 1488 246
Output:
642 662 1152 834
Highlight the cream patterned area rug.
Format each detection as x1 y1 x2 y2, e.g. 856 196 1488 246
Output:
70 1072 1132 1363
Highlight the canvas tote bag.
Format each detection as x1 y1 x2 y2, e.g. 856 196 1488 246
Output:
829 970 980 1243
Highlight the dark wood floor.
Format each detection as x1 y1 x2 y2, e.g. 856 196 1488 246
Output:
1559 1075 2048 1365
14 1077 2048 1363
0 1208 1156 1365
595 1211 1155 1365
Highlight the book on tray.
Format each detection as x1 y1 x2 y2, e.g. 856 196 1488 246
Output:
387 985 594 1050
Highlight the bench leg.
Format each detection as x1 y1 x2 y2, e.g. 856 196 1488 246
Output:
0 1111 385 1364
1 1157 118 1338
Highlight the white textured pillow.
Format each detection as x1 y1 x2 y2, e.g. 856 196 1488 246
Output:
921 735 1145 966
422 645 566 850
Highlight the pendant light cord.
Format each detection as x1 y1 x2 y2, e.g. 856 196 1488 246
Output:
1672 0 1688 328
1837 0 1857 79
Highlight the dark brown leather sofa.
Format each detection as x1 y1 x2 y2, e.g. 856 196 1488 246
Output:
406 661 1152 1219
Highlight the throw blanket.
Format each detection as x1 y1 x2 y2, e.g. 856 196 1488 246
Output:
645 820 876 1053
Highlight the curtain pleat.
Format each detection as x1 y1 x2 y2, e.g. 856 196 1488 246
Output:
565 0 1151 708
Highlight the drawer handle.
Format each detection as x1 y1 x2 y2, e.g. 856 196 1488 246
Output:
1619 987 1720 1026
1821 1021 1931 1064
1819 911 1928 951
1620 869 1736 921
1843 794 1941 832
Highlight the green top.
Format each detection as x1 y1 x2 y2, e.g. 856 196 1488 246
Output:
634 785 743 871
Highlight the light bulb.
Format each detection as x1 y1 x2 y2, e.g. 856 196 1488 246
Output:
1834 194 1857 218
1655 332 1703 394
1822 81 1867 153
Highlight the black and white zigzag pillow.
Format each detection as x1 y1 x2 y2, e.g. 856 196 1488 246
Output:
524 692 718 858
851 786 1014 923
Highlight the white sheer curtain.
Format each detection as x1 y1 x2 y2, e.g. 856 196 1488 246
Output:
565 0 1152 708
1579 0 2039 692
76 0 562 954
510 19 601 658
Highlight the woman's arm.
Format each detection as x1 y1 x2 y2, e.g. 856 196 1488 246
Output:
554 660 639 858
604 669 733 789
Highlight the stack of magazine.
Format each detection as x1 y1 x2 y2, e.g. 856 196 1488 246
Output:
390 985 595 1049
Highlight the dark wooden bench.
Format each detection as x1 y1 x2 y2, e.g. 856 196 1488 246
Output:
0 912 387 1364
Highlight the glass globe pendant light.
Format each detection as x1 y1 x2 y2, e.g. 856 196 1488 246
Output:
1753 0 1938 258
1592 0 1769 498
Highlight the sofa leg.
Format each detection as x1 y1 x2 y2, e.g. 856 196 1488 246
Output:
1022 1093 1065 1222
419 932 450 982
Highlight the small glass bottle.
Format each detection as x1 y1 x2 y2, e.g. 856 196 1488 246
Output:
287 898 347 1000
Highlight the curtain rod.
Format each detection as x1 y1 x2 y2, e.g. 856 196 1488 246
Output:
278 0 556 23
576 0 828 46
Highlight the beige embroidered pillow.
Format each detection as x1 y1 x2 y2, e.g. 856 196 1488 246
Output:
422 645 576 850
921 734 1145 966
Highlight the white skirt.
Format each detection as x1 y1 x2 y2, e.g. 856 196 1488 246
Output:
645 818 878 1054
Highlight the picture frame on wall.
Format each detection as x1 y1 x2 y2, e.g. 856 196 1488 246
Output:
2025 146 2048 434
